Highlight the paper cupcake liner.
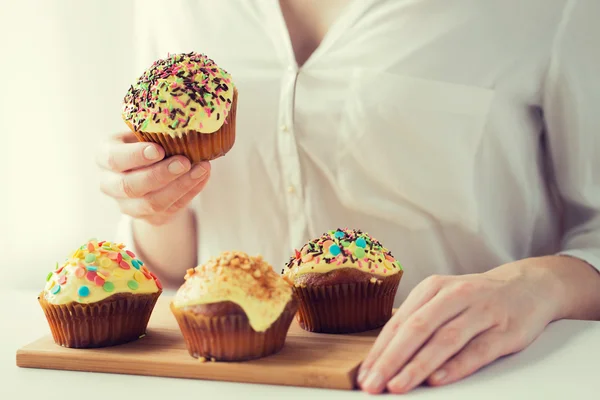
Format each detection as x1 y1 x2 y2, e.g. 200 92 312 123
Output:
170 300 298 361
38 292 161 348
129 89 238 164
293 273 402 334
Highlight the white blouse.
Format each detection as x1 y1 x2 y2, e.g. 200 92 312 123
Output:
117 0 600 304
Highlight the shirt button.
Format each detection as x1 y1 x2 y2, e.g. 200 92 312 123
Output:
287 185 296 193
281 124 289 132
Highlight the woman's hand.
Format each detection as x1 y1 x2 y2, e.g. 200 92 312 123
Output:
357 258 565 394
97 132 211 226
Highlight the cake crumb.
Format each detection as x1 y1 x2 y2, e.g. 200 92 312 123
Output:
198 356 207 363
370 277 377 284
210 357 216 362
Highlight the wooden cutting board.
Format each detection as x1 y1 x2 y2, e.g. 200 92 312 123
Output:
16 295 381 390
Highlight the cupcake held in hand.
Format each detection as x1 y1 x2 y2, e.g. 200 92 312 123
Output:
171 251 298 361
39 240 162 348
284 228 403 334
122 52 238 163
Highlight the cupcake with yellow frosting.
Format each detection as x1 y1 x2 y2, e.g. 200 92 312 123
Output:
122 52 237 163
284 228 403 334
39 240 162 348
171 251 298 361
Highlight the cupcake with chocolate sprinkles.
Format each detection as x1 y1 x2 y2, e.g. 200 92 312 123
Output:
284 228 403 334
122 52 238 163
171 251 298 361
39 240 162 348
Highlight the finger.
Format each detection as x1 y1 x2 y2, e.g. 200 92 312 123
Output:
113 131 142 144
166 166 212 213
100 156 191 198
97 138 165 172
358 275 446 381
119 162 210 218
427 331 511 387
386 308 494 394
360 282 470 394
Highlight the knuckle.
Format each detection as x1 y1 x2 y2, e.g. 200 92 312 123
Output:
408 360 428 376
142 196 166 214
424 274 445 288
438 327 461 347
471 339 491 358
451 281 476 297
146 165 167 187
407 317 429 334
120 177 138 198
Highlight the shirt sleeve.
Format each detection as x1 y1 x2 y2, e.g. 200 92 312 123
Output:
543 0 600 272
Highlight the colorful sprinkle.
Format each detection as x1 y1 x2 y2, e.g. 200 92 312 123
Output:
134 271 145 282
119 260 131 270
103 282 115 293
356 237 367 248
121 252 131 261
86 271 97 282
334 230 345 239
97 271 107 280
85 253 96 263
86 266 98 272
46 272 53 282
51 285 61 295
87 242 95 252
100 258 112 268
329 244 341 256
127 280 139 290
93 275 105 286
58 275 67 285
131 259 141 269
354 248 366 258
126 250 136 258
117 253 123 263
75 267 86 278
78 286 90 297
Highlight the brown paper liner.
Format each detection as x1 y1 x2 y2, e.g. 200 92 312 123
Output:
127 89 238 164
170 299 298 361
38 291 161 348
293 272 402 334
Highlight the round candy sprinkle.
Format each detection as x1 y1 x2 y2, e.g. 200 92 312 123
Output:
100 258 112 268
78 286 90 297
46 272 53 282
85 253 96 263
103 282 115 293
134 271 145 282
87 242 95 252
119 260 131 270
86 266 98 272
127 280 139 290
131 259 141 269
126 250 136 258
354 248 366 258
329 244 341 256
58 275 67 285
334 230 345 239
356 237 367 248
75 267 86 278
137 259 144 266
55 262 59 270
341 241 350 248
86 271 97 281
108 252 118 260
97 271 107 280
51 285 61 295
94 275 105 286
121 252 131 261
322 240 334 252
117 253 123 263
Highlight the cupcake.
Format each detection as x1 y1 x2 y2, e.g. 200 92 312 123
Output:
122 52 237 163
171 251 298 361
39 240 162 348
283 228 403 334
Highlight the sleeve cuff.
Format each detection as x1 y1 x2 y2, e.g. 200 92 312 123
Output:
556 249 600 273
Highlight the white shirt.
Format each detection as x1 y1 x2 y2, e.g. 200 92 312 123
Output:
118 0 600 304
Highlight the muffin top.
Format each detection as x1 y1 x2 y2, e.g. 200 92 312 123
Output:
42 240 162 305
284 228 403 280
172 251 293 332
122 52 234 136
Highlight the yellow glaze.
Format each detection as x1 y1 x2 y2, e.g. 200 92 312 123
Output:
172 252 292 332
284 228 403 279
42 240 161 305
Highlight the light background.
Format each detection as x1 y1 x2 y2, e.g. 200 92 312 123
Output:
1 1 136 290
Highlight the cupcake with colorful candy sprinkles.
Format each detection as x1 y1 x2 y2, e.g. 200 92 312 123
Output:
38 240 162 348
122 52 238 163
284 228 403 334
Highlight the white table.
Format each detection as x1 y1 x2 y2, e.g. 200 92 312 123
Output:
2 289 597 399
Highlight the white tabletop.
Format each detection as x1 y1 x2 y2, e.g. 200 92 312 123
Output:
2 289 597 399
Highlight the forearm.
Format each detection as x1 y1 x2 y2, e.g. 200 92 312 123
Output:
132 208 198 286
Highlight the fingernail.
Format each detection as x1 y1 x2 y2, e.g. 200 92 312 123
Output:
431 369 447 384
190 164 207 179
357 369 368 384
390 371 412 391
143 146 160 160
168 160 186 174
362 371 385 392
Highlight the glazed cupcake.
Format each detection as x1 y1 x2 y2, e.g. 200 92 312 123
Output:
284 228 403 334
122 52 237 163
39 240 162 348
171 251 298 361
